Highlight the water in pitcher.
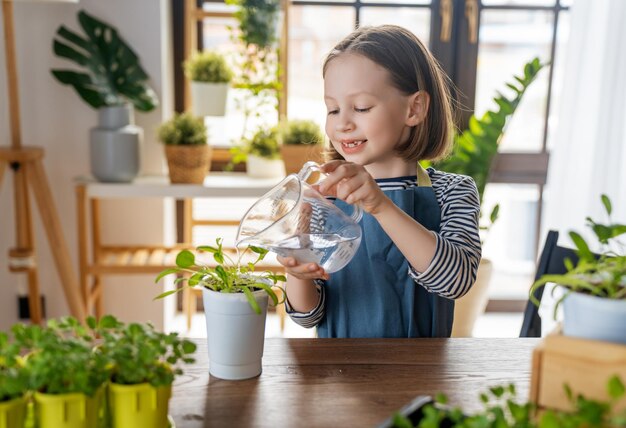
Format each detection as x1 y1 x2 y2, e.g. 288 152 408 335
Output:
267 233 361 273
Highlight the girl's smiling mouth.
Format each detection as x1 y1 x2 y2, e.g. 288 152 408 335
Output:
340 139 368 153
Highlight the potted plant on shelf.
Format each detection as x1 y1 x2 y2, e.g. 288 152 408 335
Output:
0 331 29 428
12 318 110 428
155 238 285 380
530 194 626 345
280 119 325 175
424 58 545 337
231 126 285 178
157 112 210 184
93 315 196 428
51 10 159 183
184 50 233 117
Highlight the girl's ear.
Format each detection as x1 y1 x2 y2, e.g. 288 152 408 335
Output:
406 91 430 127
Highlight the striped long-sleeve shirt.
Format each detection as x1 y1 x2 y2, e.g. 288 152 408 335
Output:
286 168 482 329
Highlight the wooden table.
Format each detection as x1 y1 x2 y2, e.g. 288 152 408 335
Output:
170 338 539 427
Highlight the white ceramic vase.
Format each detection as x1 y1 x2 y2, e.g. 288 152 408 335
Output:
190 81 229 117
562 291 626 344
202 286 269 380
246 154 285 179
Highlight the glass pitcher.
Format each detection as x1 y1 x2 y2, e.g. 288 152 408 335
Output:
236 162 363 273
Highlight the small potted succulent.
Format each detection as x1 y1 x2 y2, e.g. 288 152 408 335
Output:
530 194 626 344
51 10 159 183
230 126 285 178
279 119 325 175
184 50 233 117
155 238 285 380
0 331 29 428
94 315 196 428
12 318 110 428
157 112 210 184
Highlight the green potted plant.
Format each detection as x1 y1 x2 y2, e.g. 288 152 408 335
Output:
279 119 325 175
0 331 29 428
184 50 233 117
425 58 545 337
157 112 210 184
385 376 626 427
93 315 196 428
230 126 284 178
530 194 626 345
12 318 110 428
51 10 159 183
155 238 285 380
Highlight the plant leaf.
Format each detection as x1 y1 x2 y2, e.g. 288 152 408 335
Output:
242 287 261 314
154 268 180 283
153 289 181 300
601 194 612 216
176 250 195 268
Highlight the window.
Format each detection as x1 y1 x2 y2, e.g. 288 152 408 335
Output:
173 0 571 305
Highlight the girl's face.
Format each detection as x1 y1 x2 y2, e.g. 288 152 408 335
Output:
324 53 416 177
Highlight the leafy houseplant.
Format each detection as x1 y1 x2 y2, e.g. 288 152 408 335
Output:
155 238 285 380
0 332 29 428
530 194 626 344
93 315 196 427
230 126 285 178
424 58 545 337
51 9 159 183
389 376 626 428
157 112 211 184
184 50 234 117
280 120 325 174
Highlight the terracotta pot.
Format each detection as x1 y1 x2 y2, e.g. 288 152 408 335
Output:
280 144 324 175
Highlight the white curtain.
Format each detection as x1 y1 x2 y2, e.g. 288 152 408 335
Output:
540 0 626 334
543 0 626 246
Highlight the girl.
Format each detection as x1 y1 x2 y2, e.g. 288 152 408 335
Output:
279 25 481 338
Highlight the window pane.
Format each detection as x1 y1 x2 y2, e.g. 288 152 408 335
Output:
482 0 556 5
546 11 570 151
287 6 356 127
482 183 540 299
360 7 431 46
475 10 554 152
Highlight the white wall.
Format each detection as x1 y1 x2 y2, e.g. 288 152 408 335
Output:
0 0 173 330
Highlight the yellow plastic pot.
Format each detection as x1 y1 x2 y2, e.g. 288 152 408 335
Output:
34 386 104 428
0 395 27 428
108 382 171 428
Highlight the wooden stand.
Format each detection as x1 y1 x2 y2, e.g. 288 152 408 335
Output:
1 1 85 322
530 329 626 415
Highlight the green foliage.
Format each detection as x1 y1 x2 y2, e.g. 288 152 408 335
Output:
157 112 208 146
280 120 324 146
226 0 280 49
229 126 282 166
11 318 109 397
184 50 233 83
93 315 196 387
426 58 545 235
530 195 626 315
51 10 158 112
0 332 29 402
155 238 286 314
393 376 626 427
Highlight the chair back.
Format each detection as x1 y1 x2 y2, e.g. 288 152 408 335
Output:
519 231 579 337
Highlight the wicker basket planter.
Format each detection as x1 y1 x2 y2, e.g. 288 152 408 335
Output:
165 145 212 184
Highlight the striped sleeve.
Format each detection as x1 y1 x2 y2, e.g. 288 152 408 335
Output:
284 280 326 328
408 170 482 299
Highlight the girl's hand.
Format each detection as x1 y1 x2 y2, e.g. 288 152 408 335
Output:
318 160 389 215
276 256 330 281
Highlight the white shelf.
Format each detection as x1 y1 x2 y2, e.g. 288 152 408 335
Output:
75 173 285 199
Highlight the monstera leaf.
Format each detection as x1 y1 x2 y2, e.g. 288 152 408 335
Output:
51 10 158 112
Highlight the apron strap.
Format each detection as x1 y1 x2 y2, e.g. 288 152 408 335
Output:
417 164 432 187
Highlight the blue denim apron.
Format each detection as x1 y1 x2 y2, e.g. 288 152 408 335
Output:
317 166 454 338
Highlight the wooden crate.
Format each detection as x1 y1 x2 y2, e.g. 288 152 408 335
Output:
530 329 626 414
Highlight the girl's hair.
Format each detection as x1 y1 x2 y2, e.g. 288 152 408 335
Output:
323 25 455 162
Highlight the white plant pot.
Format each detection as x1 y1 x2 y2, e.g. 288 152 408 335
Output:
562 291 626 344
190 81 229 116
451 258 493 337
246 154 285 179
202 287 269 380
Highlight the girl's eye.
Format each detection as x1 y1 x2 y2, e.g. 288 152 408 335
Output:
327 109 338 116
355 107 372 113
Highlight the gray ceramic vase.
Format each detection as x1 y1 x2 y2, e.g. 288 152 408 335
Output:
90 104 142 182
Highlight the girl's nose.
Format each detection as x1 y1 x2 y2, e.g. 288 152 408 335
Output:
335 111 355 133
